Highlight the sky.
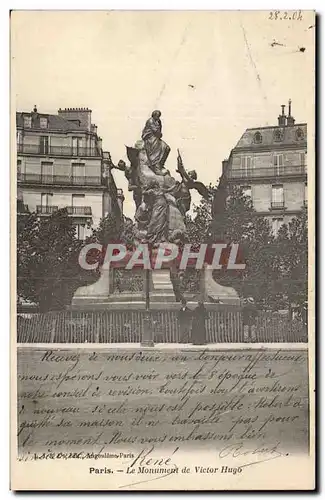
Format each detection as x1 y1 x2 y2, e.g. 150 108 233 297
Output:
11 10 315 217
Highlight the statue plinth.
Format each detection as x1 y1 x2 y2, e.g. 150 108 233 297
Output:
202 265 240 305
151 269 174 291
72 265 178 310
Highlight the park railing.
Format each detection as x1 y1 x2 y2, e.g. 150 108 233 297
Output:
17 308 307 344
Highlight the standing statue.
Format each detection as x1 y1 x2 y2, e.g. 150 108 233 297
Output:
141 110 171 176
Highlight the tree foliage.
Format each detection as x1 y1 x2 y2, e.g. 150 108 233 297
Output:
17 209 96 312
185 183 308 311
274 208 308 312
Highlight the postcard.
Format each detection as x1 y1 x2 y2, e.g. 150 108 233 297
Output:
11 10 315 490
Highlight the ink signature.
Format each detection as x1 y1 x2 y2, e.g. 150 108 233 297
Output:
218 441 285 468
119 445 179 489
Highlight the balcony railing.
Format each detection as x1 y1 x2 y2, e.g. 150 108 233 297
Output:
271 201 285 209
17 173 102 186
66 206 92 216
36 205 59 214
227 164 307 180
17 143 101 157
36 205 92 216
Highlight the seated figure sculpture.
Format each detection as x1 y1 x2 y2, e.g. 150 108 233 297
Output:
141 110 171 175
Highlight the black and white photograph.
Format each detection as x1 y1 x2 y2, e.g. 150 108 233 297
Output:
11 10 315 490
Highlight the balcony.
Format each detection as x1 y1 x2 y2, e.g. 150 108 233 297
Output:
66 206 92 216
227 164 307 180
17 143 101 157
36 205 59 214
17 172 102 186
36 205 92 216
270 201 285 210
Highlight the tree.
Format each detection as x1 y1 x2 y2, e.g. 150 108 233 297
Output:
275 208 308 314
86 214 136 247
210 185 282 309
185 183 282 309
184 183 218 249
17 209 96 312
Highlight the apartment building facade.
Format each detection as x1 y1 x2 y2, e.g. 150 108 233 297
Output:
219 101 307 235
16 106 124 239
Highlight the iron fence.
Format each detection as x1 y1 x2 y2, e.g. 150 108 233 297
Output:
17 309 307 344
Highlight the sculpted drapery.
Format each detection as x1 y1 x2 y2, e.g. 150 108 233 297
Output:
141 110 171 174
110 110 208 246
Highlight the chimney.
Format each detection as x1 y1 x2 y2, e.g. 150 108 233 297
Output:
278 104 287 126
286 99 295 126
58 107 92 131
31 104 39 126
222 159 229 174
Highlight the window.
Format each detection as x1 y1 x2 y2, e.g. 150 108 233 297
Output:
72 137 82 155
40 136 49 154
17 130 23 144
75 224 85 240
72 163 85 184
253 132 262 144
23 116 32 128
274 129 284 142
72 194 85 206
72 194 85 215
272 218 283 237
296 128 304 141
242 185 252 198
241 156 252 176
272 185 284 209
41 193 53 207
40 117 48 129
41 161 53 182
304 183 308 206
300 152 306 166
273 154 284 175
17 160 22 176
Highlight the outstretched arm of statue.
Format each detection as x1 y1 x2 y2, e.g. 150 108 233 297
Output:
113 160 127 171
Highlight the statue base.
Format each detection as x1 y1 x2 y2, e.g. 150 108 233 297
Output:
72 268 178 310
148 269 178 302
202 265 240 305
71 264 240 309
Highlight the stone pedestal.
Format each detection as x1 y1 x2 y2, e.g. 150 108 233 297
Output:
202 265 240 305
72 268 111 307
151 269 174 291
148 269 177 303
71 267 179 310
